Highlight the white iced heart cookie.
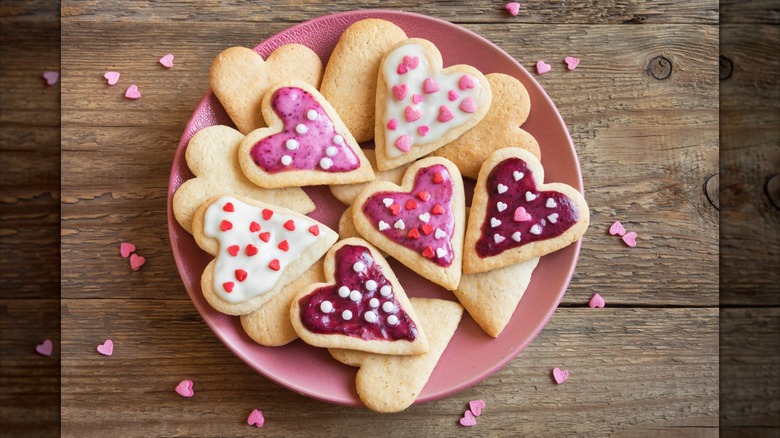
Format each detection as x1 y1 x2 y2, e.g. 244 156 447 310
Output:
374 38 492 171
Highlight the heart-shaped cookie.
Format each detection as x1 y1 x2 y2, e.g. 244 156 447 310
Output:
210 45 323 134
173 125 314 234
374 38 492 171
328 298 463 413
192 195 338 315
290 238 429 356
320 18 408 143
352 157 466 290
433 73 541 179
463 148 589 274
238 81 374 188
329 149 411 206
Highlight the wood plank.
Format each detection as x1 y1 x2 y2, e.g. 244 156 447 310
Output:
60 302 717 436
720 0 780 24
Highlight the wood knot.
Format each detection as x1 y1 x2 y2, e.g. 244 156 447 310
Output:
720 55 733 80
704 174 719 210
647 56 672 80
623 15 647 24
766 174 780 210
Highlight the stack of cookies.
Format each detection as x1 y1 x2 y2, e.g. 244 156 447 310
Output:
172 18 589 413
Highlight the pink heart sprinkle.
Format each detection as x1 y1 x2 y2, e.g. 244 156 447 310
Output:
403 55 420 70
130 253 146 271
448 90 459 101
418 125 430 136
120 242 136 258
103 71 121 86
397 63 408 75
438 105 454 122
175 379 194 398
42 71 59 86
412 94 423 105
536 60 552 75
35 339 53 356
405 106 422 122
96 339 114 356
159 54 174 68
505 2 521 16
564 56 580 70
513 206 532 222
124 84 141 100
609 221 626 236
459 97 476 113
459 410 477 427
469 399 486 416
423 77 440 94
552 367 569 384
387 118 398 130
392 84 408 100
589 293 605 308
394 135 412 152
458 74 475 90
247 409 265 428
622 231 637 247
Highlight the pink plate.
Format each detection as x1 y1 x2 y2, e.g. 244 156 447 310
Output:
167 10 582 407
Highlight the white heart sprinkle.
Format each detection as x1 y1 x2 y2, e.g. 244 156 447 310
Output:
378 221 390 231
382 198 394 207
380 285 392 297
490 217 501 228
365 280 377 291
497 201 508 212
306 109 318 121
353 261 366 272
382 301 394 312
332 134 344 145
319 157 333 170
530 224 542 235
494 234 505 243
295 123 308 134
526 192 537 202
364 311 377 323
280 155 292 166
513 171 524 181
419 213 431 223
546 198 557 208
394 219 405 230
325 146 337 156
512 231 522 242
285 139 299 150
342 310 353 320
497 184 508 194
387 314 399 325
436 248 446 258
548 213 559 223
338 286 350 297
434 228 446 239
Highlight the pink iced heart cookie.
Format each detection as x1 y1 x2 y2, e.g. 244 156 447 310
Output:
374 38 492 171
459 410 477 427
469 399 486 416
175 379 194 397
352 158 466 290
238 81 374 189
622 231 638 247
609 220 626 236
464 148 590 274
552 367 570 384
564 56 580 70
290 238 429 356
120 242 136 258
193 195 338 316
129 254 145 271
35 339 53 356
536 60 551 75
96 339 114 356
159 53 174 68
104 71 120 86
42 71 59 86
505 2 521 16
124 84 141 100
589 293 605 308
247 409 265 428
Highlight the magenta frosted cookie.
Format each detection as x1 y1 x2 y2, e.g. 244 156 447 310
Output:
463 148 589 274
238 81 374 188
352 157 466 290
373 38 492 171
290 238 429 356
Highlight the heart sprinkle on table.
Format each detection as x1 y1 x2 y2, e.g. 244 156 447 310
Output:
622 231 638 247
505 2 520 16
535 60 551 75
159 54 175 68
469 399 486 416
124 84 141 100
96 339 114 356
247 409 265 428
589 293 606 308
175 379 194 398
459 409 477 427
608 220 626 236
35 339 53 356
104 71 121 86
564 56 580 70
552 367 570 384
130 253 146 271
120 242 136 258
42 71 59 86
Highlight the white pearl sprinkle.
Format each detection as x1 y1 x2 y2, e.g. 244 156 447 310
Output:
369 298 380 308
382 198 393 207
320 300 333 313
526 192 537 202
530 224 543 235
512 231 522 242
365 280 377 291
380 285 392 297
332 134 344 145
394 219 405 230
387 314 399 325
494 234 505 244
497 201 508 212
295 123 308 134
280 155 292 166
353 261 366 273
338 286 350 298
285 139 299 150
342 310 353 320
378 221 390 231
497 184 508 194
349 290 362 302
546 198 557 208
364 310 377 323
513 171 524 181
418 212 430 223
325 146 338 156
434 228 446 239
490 217 501 228
319 157 333 170
382 301 394 313
306 109 318 121
548 213 559 223
436 247 446 258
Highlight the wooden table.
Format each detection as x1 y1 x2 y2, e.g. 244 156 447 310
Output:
1 1 778 436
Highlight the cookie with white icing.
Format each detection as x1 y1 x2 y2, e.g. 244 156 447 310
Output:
374 38 492 171
192 195 338 315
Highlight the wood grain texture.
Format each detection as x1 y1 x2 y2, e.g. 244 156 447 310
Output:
720 0 780 24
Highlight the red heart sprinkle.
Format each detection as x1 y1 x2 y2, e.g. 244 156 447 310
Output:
389 204 401 215
433 172 444 184
249 221 261 232
405 199 418 210
408 228 420 239
422 246 435 258
284 220 295 231
421 224 434 235
227 245 239 256
259 232 271 242
417 191 430 202
223 281 234 292
245 244 258 256
129 254 145 271
120 242 136 258
235 269 248 282
223 202 234 212
278 240 289 252
262 209 273 220
432 204 444 215
269 259 281 271
308 225 320 236
220 220 232 231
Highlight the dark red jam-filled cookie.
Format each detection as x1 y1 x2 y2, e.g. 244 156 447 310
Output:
290 238 429 356
463 148 589 274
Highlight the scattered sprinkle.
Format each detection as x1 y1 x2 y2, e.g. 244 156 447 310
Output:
124 84 141 100
130 253 146 271
469 399 486 416
552 367 569 384
247 409 265 428
608 221 626 236
35 339 53 356
104 71 121 86
459 410 477 427
96 339 114 356
622 231 637 247
120 242 136 258
505 2 521 16
588 293 605 308
42 71 59 86
564 56 580 70
175 379 194 397
159 54 175 68
536 61 551 75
